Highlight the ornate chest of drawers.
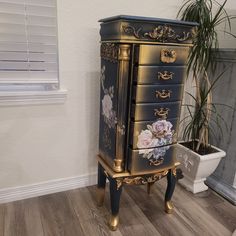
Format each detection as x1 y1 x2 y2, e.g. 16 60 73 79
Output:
97 15 198 230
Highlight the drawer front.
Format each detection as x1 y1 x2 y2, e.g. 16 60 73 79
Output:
133 84 183 103
130 118 178 149
128 145 176 174
131 101 181 121
135 45 189 65
134 66 186 85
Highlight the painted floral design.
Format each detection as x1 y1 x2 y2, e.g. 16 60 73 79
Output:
100 65 117 128
137 119 175 162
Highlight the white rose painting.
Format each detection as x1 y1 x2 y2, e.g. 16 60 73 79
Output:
100 65 117 129
137 119 175 164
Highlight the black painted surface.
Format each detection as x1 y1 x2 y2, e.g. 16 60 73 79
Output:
133 84 184 103
134 65 186 85
99 15 199 26
165 169 177 202
97 163 107 189
99 59 118 165
128 145 176 174
131 101 181 121
109 178 123 216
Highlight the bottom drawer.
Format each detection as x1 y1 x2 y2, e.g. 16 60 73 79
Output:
128 145 176 174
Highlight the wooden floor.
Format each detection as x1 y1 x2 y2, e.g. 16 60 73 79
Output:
0 179 235 236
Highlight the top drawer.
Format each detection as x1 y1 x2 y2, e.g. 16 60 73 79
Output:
135 45 189 65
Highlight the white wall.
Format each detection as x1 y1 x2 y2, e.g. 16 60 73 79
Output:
0 0 235 190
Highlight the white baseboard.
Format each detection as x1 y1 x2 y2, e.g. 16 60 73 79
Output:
0 172 97 204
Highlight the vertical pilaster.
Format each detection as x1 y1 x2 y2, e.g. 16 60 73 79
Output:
113 44 131 172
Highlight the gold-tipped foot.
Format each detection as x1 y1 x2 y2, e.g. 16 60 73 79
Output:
165 201 174 214
97 187 105 207
108 215 119 231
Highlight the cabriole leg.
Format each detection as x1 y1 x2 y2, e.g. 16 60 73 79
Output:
108 178 122 231
165 168 176 214
97 163 107 207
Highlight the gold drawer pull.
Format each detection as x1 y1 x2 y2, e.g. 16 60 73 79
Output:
158 71 174 80
160 49 177 63
149 158 164 166
154 107 170 119
156 89 172 99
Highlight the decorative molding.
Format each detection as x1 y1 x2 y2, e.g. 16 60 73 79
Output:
0 172 97 204
100 43 118 63
0 89 67 106
206 175 236 205
122 24 197 43
214 49 236 63
116 169 169 189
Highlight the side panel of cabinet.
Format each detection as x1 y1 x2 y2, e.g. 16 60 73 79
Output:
99 43 131 172
99 56 119 169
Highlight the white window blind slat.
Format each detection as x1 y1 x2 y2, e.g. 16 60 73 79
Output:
1 0 56 7
0 42 57 53
0 0 58 84
0 24 58 36
0 71 57 78
0 17 57 27
0 62 57 71
0 12 25 24
0 52 57 62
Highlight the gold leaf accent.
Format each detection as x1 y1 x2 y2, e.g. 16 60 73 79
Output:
115 170 169 189
123 24 195 43
100 43 118 62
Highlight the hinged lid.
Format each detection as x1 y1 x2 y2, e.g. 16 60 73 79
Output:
99 15 198 45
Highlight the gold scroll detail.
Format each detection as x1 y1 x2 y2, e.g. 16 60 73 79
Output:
156 89 172 99
149 157 164 166
158 71 174 80
123 24 197 43
154 107 170 119
161 49 177 63
116 169 169 190
103 126 112 150
100 43 118 63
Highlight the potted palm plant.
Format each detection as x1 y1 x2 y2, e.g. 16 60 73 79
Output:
176 0 235 193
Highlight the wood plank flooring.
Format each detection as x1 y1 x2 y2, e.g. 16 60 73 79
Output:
0 179 235 236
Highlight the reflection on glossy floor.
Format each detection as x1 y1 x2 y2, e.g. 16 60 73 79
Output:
0 179 235 236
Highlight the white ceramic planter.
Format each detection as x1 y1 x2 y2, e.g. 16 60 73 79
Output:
176 142 226 193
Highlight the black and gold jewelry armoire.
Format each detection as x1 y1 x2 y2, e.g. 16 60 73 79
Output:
97 15 198 230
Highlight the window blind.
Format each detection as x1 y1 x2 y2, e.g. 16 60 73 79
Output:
0 0 58 85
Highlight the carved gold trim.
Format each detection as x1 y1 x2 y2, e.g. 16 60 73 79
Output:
161 49 177 63
100 43 118 62
158 71 174 80
154 107 170 119
97 154 178 178
101 40 194 47
172 167 177 177
118 44 130 61
149 157 164 166
123 24 197 43
156 89 172 99
115 169 169 189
